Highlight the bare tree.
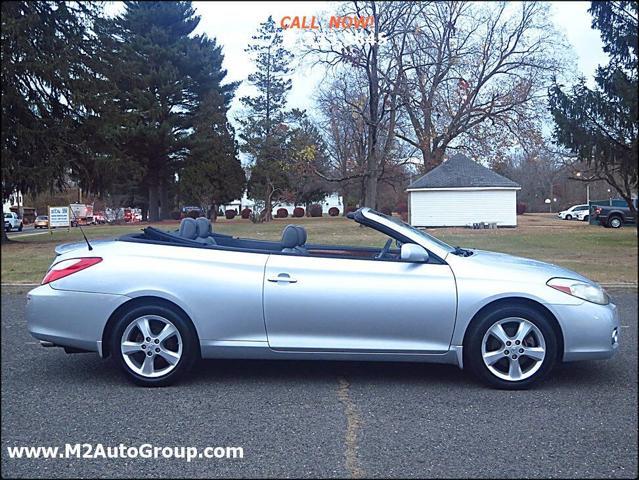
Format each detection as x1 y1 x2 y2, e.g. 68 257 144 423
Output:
303 1 419 208
313 71 416 208
395 1 564 171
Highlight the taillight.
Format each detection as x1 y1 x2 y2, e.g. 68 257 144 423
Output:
42 257 102 285
595 207 601 214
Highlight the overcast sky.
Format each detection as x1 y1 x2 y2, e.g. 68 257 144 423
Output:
105 1 609 124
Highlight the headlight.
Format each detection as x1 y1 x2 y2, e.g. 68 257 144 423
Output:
547 278 609 305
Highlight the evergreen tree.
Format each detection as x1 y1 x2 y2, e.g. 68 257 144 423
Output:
1 1 101 241
549 1 638 231
238 16 293 221
286 112 331 208
179 90 245 218
104 1 202 221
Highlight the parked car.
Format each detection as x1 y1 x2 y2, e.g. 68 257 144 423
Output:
575 209 590 222
26 208 619 389
181 206 203 219
93 212 107 224
34 215 49 229
557 204 589 220
3 212 23 232
594 199 638 228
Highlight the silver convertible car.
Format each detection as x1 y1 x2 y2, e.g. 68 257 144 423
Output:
26 208 619 389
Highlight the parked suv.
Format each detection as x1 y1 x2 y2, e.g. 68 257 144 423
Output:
594 199 638 228
557 204 589 220
3 212 23 232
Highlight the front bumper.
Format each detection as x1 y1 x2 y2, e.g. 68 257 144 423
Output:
26 285 129 355
548 300 620 362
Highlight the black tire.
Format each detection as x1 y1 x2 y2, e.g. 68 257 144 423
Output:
608 216 622 228
565 214 572 220
583 215 589 222
464 305 558 390
110 303 199 387
18 223 23 231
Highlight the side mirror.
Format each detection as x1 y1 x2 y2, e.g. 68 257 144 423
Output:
400 243 429 263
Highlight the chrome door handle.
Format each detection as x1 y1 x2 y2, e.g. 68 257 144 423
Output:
267 273 298 283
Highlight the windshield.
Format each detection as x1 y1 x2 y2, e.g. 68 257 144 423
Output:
368 210 455 253
3 213 11 218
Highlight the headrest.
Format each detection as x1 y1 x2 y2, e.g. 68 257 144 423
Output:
281 225 302 248
179 217 198 239
295 225 307 245
196 217 212 238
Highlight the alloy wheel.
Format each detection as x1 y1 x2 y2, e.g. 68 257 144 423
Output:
610 217 622 228
481 317 546 382
120 315 182 378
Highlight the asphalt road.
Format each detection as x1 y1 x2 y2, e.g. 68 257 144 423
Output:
5 225 48 239
1 288 637 479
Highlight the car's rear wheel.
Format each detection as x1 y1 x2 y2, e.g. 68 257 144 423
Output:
464 305 557 389
110 304 198 387
608 216 622 228
582 215 589 222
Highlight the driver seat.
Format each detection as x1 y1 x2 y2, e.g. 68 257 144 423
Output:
281 225 308 254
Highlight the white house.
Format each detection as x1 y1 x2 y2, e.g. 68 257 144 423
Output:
407 154 521 227
220 192 344 216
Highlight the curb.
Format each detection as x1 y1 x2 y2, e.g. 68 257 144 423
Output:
2 283 40 287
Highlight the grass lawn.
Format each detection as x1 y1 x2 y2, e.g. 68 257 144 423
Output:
1 213 636 285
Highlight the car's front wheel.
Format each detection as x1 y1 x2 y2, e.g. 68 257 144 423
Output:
565 214 572 220
464 305 558 389
110 304 199 387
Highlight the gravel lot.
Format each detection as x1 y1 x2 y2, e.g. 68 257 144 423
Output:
1 288 637 478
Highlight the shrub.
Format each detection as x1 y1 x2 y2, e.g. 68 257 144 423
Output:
516 203 527 215
276 208 289 218
345 206 357 216
309 204 323 217
395 201 408 214
225 209 236 220
380 205 392 215
170 210 181 220
240 208 251 219
293 207 305 218
328 207 340 217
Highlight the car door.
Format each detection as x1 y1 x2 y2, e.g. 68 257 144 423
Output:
262 252 457 353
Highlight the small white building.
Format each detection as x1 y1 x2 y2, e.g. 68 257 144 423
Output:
407 154 521 227
220 192 344 215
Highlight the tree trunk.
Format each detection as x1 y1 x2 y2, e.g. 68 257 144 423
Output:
1 228 10 244
159 178 169 220
421 147 446 172
264 178 274 222
210 203 218 222
148 184 159 222
364 172 378 209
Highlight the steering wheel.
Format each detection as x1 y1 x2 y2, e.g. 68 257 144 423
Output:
375 238 393 260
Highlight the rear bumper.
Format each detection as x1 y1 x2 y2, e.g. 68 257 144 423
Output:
26 285 129 355
548 300 620 362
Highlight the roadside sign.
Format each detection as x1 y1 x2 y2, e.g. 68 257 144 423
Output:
48 206 70 231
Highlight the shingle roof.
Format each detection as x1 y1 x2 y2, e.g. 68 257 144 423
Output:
407 154 520 189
